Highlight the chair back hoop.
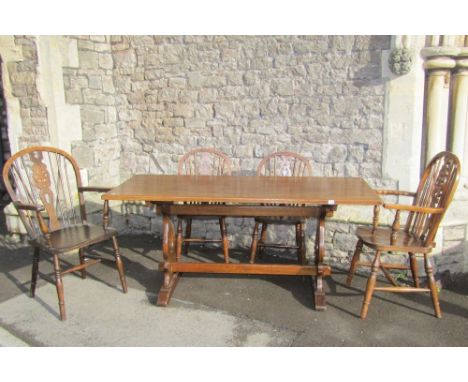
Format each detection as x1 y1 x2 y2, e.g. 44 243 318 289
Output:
178 147 232 176
407 151 461 245
257 151 312 177
2 146 85 239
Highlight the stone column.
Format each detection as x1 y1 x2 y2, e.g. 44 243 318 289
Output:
382 36 427 192
421 47 457 164
449 48 468 181
0 36 24 154
36 36 81 153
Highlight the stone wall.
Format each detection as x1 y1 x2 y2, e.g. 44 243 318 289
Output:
7 36 49 147
108 35 394 261
4 35 398 264
2 35 467 278
63 36 120 186
110 36 390 182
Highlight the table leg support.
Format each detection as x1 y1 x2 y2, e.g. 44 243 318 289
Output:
156 212 180 306
157 270 180 306
313 208 328 310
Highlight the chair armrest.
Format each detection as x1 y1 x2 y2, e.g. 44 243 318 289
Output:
376 189 417 197
14 202 45 212
78 186 113 193
383 203 444 245
383 203 444 215
14 202 50 236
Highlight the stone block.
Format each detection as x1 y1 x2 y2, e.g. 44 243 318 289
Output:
88 75 102 90
158 88 179 102
198 89 218 103
113 49 137 68
202 75 226 88
214 101 235 119
172 104 194 118
79 51 99 69
163 118 184 127
72 145 95 168
99 53 114 70
102 77 115 93
271 78 295 96
185 118 206 129
81 107 106 124
168 77 187 88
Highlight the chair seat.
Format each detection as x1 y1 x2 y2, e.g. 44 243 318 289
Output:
356 226 431 253
33 224 118 253
255 216 305 225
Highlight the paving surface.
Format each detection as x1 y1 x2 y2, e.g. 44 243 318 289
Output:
0 229 467 346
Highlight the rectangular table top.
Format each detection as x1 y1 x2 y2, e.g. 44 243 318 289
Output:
103 175 381 206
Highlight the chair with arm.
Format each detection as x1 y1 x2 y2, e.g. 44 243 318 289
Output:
176 147 232 263
249 151 312 264
2 146 127 320
346 151 461 319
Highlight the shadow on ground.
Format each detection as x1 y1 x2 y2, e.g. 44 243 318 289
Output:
1 204 467 346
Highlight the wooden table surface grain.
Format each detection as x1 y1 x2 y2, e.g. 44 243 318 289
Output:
103 174 381 205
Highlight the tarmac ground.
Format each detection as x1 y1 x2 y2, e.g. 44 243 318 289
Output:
1 224 467 346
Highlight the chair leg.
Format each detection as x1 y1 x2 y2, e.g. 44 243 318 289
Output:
409 252 420 288
111 236 128 294
52 254 66 321
346 239 363 286
176 219 183 261
360 250 381 319
184 218 192 255
258 223 268 259
78 248 87 279
296 223 306 265
219 217 229 263
424 254 442 318
30 247 40 297
249 221 260 264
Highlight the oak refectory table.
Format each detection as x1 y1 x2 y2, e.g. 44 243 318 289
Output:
102 175 381 310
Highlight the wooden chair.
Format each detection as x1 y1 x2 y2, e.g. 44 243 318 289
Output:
176 147 232 262
347 151 460 319
2 146 127 320
249 151 313 264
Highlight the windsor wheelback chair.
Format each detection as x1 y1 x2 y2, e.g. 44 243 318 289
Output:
249 151 313 264
346 151 460 319
176 147 232 263
2 146 127 320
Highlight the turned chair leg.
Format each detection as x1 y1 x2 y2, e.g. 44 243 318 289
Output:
409 252 420 288
296 223 306 265
78 248 87 279
184 218 192 256
258 223 268 259
249 221 260 264
360 250 381 319
219 217 229 263
346 239 363 286
52 254 66 321
111 236 128 294
424 254 442 318
30 247 40 297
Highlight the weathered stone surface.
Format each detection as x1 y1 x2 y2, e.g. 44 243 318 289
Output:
10 35 403 264
79 51 99 69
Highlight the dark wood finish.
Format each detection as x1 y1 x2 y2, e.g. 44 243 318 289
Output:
250 151 313 265
159 262 331 276
2 146 128 320
104 173 380 310
347 151 460 319
176 148 232 263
